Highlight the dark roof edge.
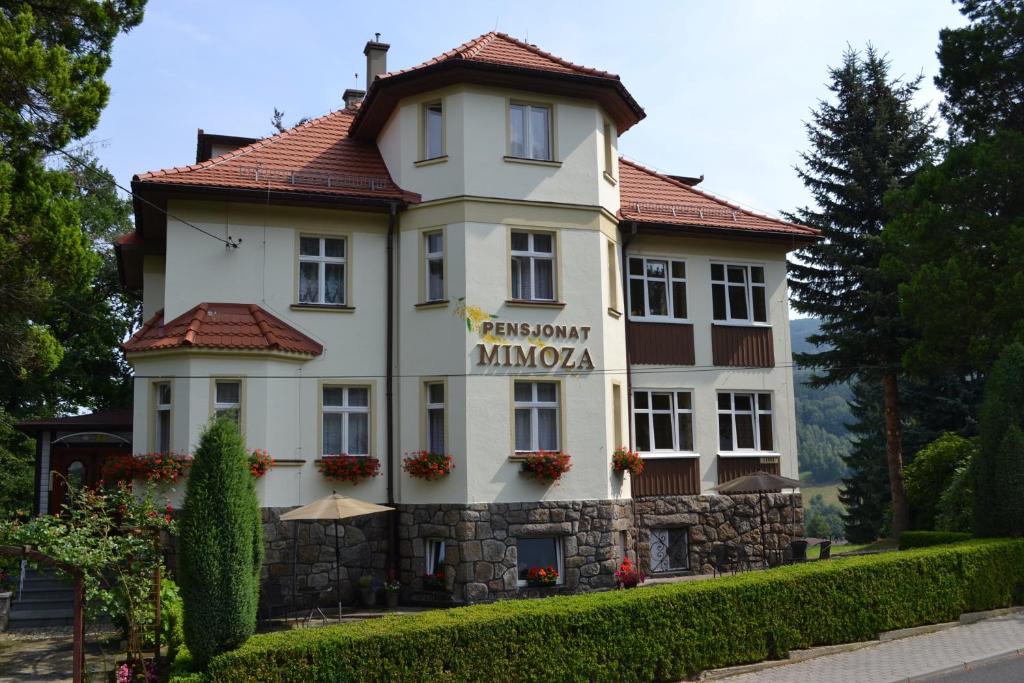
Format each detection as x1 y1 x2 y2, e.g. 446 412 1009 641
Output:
131 179 419 210
619 219 820 249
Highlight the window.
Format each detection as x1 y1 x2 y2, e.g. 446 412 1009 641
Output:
422 101 444 160
618 530 628 560
632 390 694 453
299 236 346 305
603 120 615 177
426 539 445 575
424 232 444 302
510 231 555 301
628 256 687 320
612 383 623 448
514 381 560 452
509 103 552 161
717 392 774 452
607 239 619 311
711 263 767 323
517 536 563 584
322 386 370 456
155 382 171 452
649 528 689 572
425 382 445 453
214 380 241 425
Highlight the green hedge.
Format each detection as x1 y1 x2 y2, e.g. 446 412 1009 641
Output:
171 539 1024 683
899 531 974 550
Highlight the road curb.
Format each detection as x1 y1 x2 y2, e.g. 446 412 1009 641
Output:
903 647 1024 682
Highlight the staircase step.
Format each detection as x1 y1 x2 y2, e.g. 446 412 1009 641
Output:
12 596 72 610
9 607 74 628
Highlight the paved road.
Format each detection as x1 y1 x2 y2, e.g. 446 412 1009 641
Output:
720 612 1024 683
926 654 1024 682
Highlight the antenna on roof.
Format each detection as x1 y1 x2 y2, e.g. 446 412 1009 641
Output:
375 32 381 42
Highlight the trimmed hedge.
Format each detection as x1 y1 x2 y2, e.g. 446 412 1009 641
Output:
899 530 973 550
172 539 1024 683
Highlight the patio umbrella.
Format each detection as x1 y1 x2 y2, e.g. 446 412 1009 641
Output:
280 492 393 618
712 472 803 567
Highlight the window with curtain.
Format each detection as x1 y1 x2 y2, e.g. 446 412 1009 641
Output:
214 380 241 425
299 236 346 305
426 539 445 575
717 391 774 452
422 101 444 159
516 536 562 583
155 382 171 452
424 232 444 302
632 390 694 453
509 102 552 161
711 263 767 323
514 381 560 452
628 256 687 320
322 386 370 456
510 231 555 301
425 382 445 453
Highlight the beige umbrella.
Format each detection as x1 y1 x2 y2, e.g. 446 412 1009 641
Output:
281 492 393 618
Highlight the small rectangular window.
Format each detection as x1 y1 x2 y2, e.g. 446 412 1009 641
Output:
426 539 445 575
155 382 171 452
632 390 694 453
424 232 444 302
649 528 689 572
425 382 445 453
514 381 560 452
423 102 444 160
214 380 241 425
711 263 767 323
612 383 623 448
322 386 371 456
299 236 346 305
603 121 615 177
517 536 563 584
717 391 773 452
607 239 619 311
627 255 687 320
510 231 556 301
509 103 552 161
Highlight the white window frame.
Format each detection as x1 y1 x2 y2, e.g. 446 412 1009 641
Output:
711 262 768 325
513 381 560 453
631 389 696 457
425 539 445 575
424 231 444 302
155 382 171 453
321 386 371 457
510 231 556 302
213 380 241 425
425 382 445 453
717 391 776 455
298 235 347 306
515 536 564 587
422 101 444 160
509 102 553 161
627 255 688 322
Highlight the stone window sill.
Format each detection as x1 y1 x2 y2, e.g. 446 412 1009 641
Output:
414 155 448 168
414 300 449 310
291 303 355 313
505 299 566 309
503 156 561 168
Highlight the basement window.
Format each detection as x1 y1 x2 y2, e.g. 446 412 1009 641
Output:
517 536 563 586
649 527 689 572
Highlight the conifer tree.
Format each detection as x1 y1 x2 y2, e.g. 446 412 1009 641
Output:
788 47 935 537
178 419 264 667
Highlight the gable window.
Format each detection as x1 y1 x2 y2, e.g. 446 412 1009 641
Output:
628 256 687 320
322 386 370 456
214 380 241 425
422 101 444 160
649 528 689 572
514 381 560 452
509 103 552 161
711 263 766 323
516 536 563 585
425 382 445 453
510 231 555 301
424 232 444 302
426 539 445 575
155 382 171 452
718 391 774 452
632 390 694 453
299 236 346 306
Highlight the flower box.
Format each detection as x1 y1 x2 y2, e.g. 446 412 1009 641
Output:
520 451 572 484
402 451 454 481
317 455 381 484
612 448 644 476
248 449 274 478
525 565 559 587
421 571 447 591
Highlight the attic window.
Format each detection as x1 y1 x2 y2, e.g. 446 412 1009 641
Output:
509 103 552 161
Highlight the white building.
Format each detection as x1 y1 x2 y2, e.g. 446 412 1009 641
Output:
115 33 819 604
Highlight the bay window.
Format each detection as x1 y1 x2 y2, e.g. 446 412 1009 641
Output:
632 390 694 453
717 391 774 452
509 102 552 161
322 386 370 456
514 381 560 452
711 263 766 323
510 231 556 301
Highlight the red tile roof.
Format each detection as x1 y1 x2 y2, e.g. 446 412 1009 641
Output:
617 158 819 238
385 32 619 80
134 109 418 203
124 303 323 356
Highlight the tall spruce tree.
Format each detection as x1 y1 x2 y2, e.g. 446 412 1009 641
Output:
840 379 890 542
788 47 935 537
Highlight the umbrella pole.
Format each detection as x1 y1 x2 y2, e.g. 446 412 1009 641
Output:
335 519 342 620
291 525 298 625
760 492 767 568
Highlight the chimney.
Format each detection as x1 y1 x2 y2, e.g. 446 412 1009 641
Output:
363 33 390 91
343 88 365 109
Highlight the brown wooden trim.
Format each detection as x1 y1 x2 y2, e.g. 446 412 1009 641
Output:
632 457 700 496
627 321 695 365
711 324 774 367
717 456 781 487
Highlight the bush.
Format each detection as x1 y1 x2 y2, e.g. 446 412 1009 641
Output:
898 531 973 550
171 539 1024 683
178 419 264 668
974 343 1024 536
904 433 976 530
163 579 185 662
936 460 974 532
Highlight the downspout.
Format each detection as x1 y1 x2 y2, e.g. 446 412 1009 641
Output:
620 222 638 448
385 202 399 578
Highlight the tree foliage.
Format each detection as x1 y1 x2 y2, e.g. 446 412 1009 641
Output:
903 433 977 531
179 419 264 667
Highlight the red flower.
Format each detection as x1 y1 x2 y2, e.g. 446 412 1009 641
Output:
317 455 381 484
612 447 645 476
615 557 645 588
521 451 572 484
402 451 454 481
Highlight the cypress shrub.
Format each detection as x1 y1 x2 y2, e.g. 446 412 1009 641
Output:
178 418 264 667
974 343 1024 536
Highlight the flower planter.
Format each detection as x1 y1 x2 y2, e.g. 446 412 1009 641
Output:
402 451 454 481
360 587 377 608
0 591 11 632
318 455 381 485
520 451 572 484
611 448 644 477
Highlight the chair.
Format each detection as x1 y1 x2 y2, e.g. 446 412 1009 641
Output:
789 540 809 563
817 540 832 560
259 580 288 625
711 544 731 577
735 544 751 573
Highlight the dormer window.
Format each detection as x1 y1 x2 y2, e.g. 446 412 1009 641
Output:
509 102 552 161
422 101 444 160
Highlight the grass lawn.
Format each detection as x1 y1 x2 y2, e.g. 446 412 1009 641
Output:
807 538 897 559
801 482 843 508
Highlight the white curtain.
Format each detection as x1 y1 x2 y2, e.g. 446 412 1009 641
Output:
428 408 445 453
514 409 532 451
537 408 558 451
347 413 369 455
323 413 343 455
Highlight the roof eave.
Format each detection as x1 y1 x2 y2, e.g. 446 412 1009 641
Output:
620 218 821 250
131 179 418 211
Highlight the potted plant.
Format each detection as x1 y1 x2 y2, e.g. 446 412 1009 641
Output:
357 574 377 607
614 557 645 588
612 447 644 477
0 560 14 632
402 451 454 481
317 455 381 484
525 565 559 587
383 579 401 609
422 570 446 591
520 451 572 484
248 449 274 478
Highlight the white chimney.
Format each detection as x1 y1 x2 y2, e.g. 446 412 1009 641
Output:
363 33 390 91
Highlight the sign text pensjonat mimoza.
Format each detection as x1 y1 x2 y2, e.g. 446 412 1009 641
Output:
474 321 595 370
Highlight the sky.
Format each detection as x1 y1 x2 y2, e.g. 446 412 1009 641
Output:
90 0 967 222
